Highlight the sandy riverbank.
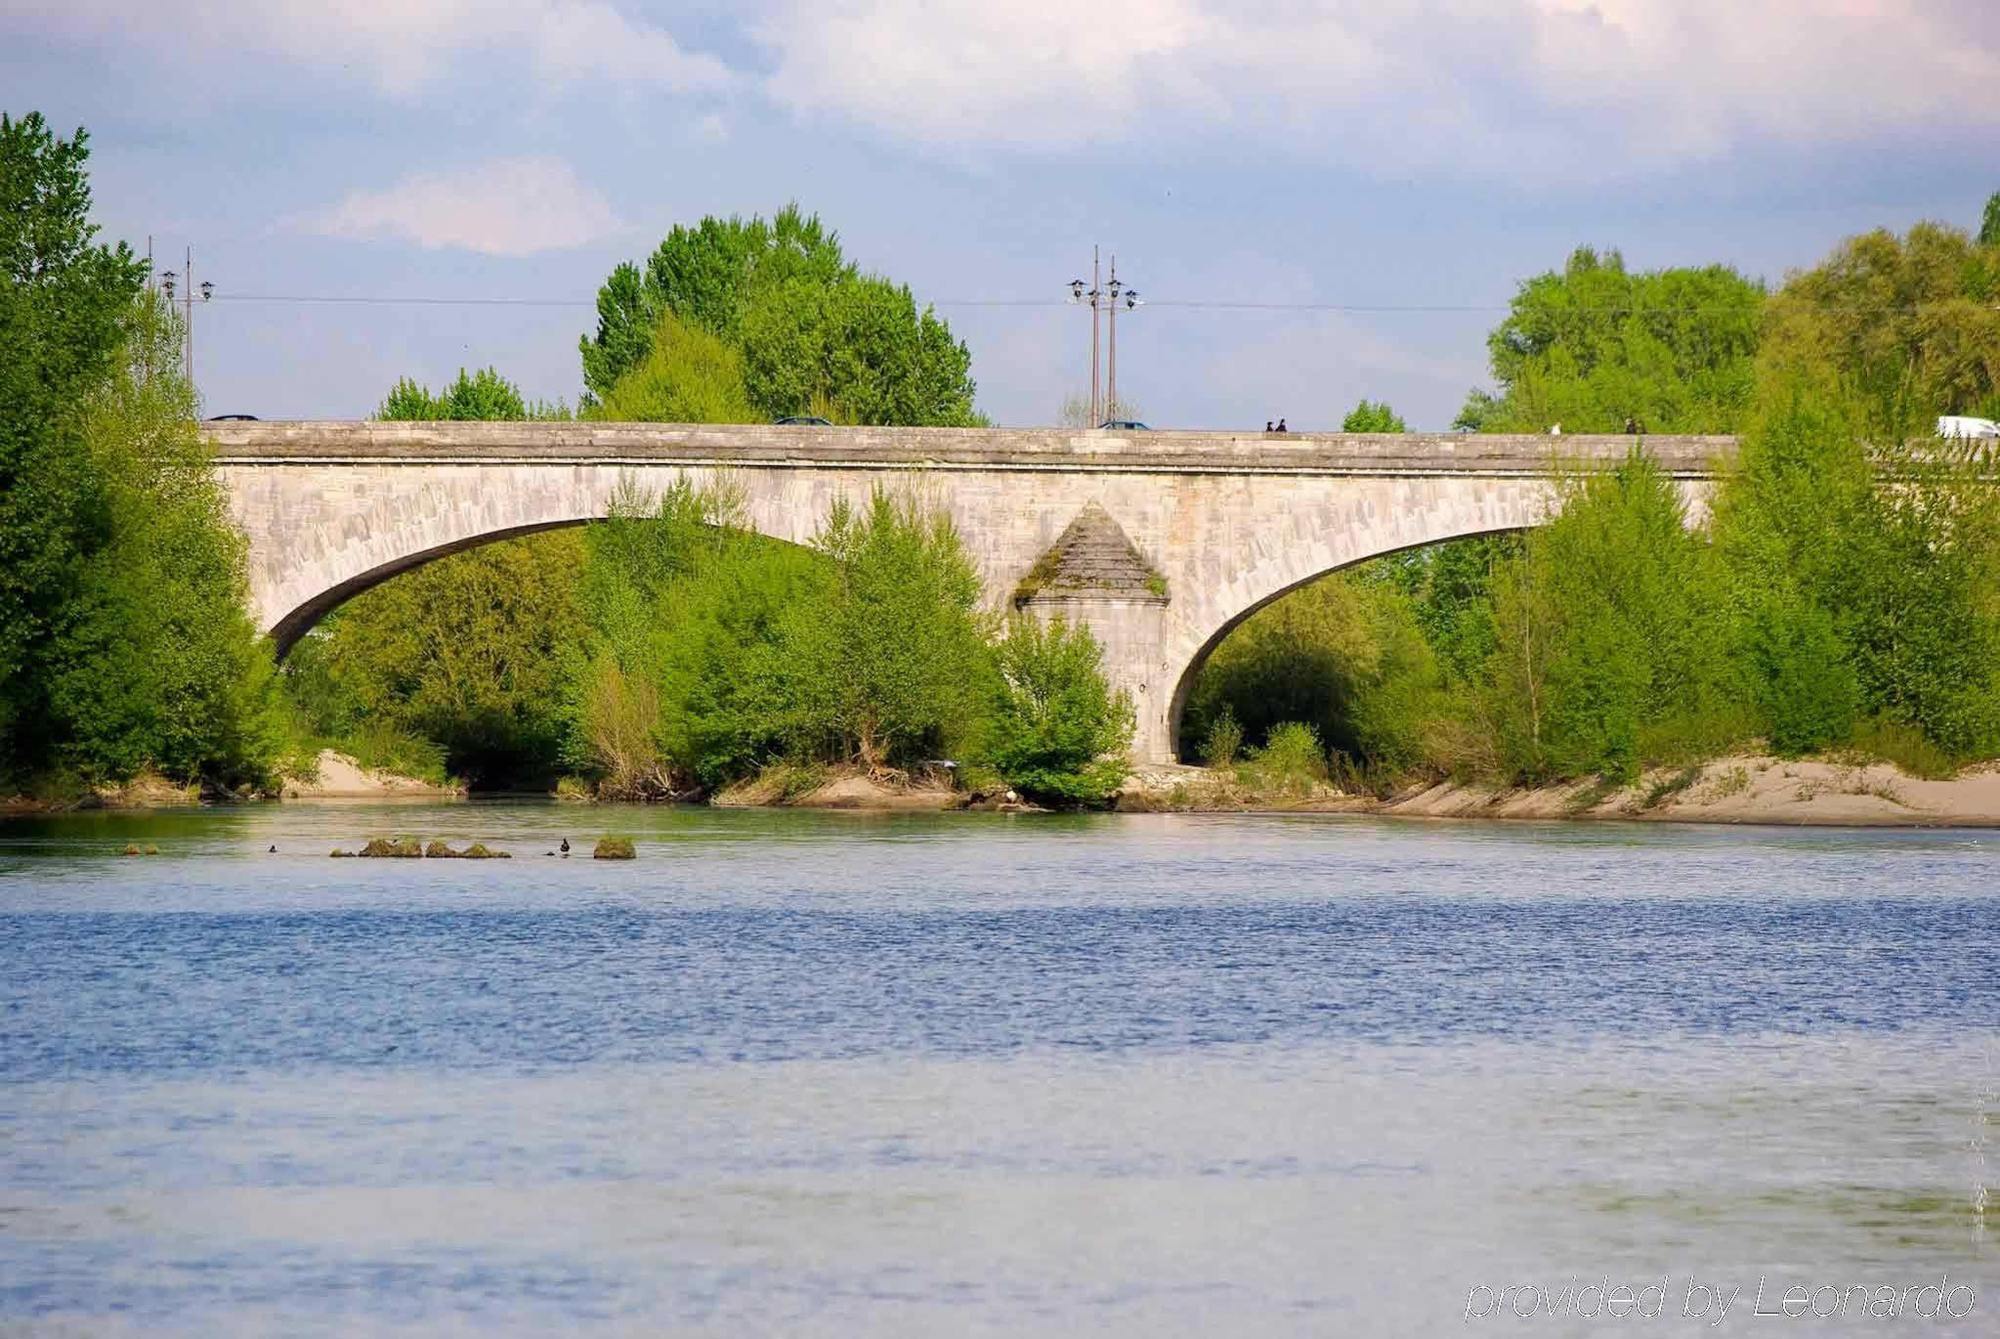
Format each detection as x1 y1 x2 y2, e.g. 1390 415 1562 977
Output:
1118 754 2000 827
279 750 464 800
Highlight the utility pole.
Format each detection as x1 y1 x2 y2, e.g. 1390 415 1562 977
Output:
1069 248 1104 426
158 246 214 390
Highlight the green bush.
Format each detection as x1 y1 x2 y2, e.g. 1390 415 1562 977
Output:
979 615 1134 804
593 836 636 860
1200 707 1243 768
1237 721 1330 796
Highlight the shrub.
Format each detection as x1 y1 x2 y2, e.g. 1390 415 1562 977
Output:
593 836 636 860
980 614 1134 804
1237 721 1331 797
1201 707 1243 768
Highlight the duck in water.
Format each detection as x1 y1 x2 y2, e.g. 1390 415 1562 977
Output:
559 838 571 857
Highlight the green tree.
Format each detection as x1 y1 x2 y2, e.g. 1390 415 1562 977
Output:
1759 221 2000 433
775 490 993 769
1181 572 1454 778
289 367 582 788
376 366 568 421
591 314 758 424
1981 191 2000 248
980 614 1133 803
1459 247 1765 434
1341 400 1407 432
1485 453 1739 783
580 206 978 425
1714 384 2000 758
1 113 149 778
2 114 281 791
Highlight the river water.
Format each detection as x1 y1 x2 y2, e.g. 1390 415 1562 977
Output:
2 803 1994 1335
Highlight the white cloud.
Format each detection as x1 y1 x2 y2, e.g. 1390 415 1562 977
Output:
306 157 620 255
15 0 731 97
755 0 2000 172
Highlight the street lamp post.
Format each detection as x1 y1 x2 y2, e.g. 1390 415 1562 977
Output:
1106 259 1139 423
157 245 213 389
1068 247 1138 427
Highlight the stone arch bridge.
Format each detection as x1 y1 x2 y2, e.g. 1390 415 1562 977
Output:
207 422 1732 763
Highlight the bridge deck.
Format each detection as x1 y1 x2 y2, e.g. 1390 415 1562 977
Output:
204 422 1734 477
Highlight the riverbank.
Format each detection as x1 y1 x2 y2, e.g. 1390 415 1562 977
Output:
1117 754 2000 827
280 750 464 800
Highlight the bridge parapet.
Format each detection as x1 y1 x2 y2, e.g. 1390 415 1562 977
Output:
204 421 1734 477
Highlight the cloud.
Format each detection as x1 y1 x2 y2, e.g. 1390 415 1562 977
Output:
306 157 621 256
755 0 2000 173
14 0 732 97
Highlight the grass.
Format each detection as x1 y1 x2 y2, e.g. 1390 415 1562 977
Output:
1837 718 1960 780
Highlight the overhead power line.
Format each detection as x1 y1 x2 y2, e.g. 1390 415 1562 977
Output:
206 292 1991 315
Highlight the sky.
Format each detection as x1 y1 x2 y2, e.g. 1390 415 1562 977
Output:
7 1 1999 431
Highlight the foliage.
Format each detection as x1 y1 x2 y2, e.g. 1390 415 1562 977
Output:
1485 453 1740 783
376 367 569 421
1341 400 1407 432
1714 386 2000 760
1457 247 1765 434
1182 572 1455 777
286 366 585 789
1234 721 1330 797
1759 220 2000 433
590 313 758 424
580 206 979 425
1360 535 1519 683
1200 705 1242 767
38 298 289 789
1 114 283 791
774 490 994 769
1059 392 1142 427
288 530 589 789
567 479 825 792
979 614 1134 804
1982 191 2000 248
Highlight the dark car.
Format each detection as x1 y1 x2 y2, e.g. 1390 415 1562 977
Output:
206 414 260 421
774 415 834 426
1097 418 1150 430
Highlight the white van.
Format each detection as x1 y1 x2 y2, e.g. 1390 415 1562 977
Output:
1937 415 2000 439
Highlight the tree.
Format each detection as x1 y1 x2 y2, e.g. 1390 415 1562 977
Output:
1759 221 2000 433
591 314 758 424
580 206 979 425
376 367 567 421
775 490 993 769
289 367 582 788
1459 247 1765 434
1341 400 1407 432
1484 453 1738 783
981 614 1133 803
1 113 149 779
1981 191 2000 248
2 114 282 791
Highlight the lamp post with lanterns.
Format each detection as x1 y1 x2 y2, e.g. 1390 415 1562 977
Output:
1067 248 1140 427
158 245 213 388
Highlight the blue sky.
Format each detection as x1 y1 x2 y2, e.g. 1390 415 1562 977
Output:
8 1 1998 430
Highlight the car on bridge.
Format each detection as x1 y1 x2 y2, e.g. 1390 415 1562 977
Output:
1098 419 1150 430
774 415 833 426
1937 415 1999 440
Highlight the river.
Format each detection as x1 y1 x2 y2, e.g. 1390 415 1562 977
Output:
2 803 1994 1335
